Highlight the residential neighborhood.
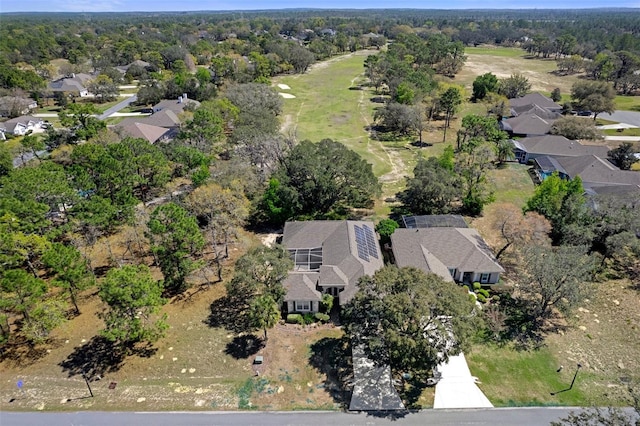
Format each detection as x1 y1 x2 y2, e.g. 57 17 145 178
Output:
0 6 639 424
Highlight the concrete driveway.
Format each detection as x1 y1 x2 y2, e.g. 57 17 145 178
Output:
433 353 493 409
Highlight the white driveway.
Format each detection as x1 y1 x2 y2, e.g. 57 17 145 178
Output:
433 353 493 409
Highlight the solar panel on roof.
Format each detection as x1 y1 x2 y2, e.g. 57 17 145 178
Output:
362 224 379 259
354 225 370 262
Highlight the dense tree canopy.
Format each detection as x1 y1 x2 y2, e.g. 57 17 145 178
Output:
261 139 381 223
343 266 476 377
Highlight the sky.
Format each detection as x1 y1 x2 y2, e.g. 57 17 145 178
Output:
1 0 639 13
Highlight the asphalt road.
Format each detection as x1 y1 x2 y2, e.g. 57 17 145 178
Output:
0 407 595 426
97 94 138 120
599 111 640 127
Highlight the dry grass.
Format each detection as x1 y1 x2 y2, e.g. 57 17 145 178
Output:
0 209 345 412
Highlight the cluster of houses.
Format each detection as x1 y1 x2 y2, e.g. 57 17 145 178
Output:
504 92 640 196
280 215 503 314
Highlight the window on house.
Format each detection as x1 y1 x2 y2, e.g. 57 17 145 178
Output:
480 273 490 284
296 301 310 311
448 268 456 279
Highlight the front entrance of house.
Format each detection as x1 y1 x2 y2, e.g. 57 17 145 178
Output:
462 272 472 284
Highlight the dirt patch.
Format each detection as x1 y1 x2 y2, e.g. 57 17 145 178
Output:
457 54 581 94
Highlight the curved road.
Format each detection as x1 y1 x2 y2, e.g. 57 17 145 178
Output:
1 407 617 426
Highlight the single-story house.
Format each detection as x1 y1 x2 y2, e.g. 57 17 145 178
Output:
500 106 560 137
509 92 562 117
511 135 610 164
533 154 640 192
152 97 200 114
115 59 152 74
117 109 181 130
0 96 38 117
281 220 384 313
114 122 174 144
0 115 45 136
48 73 94 98
391 227 504 285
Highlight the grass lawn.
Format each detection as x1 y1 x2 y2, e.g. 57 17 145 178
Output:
274 51 430 200
467 344 589 407
614 95 640 112
604 128 640 136
468 279 640 408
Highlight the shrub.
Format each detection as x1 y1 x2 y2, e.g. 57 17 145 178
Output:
286 314 303 324
473 282 482 291
469 293 478 303
302 313 315 325
492 295 500 302
476 294 487 303
320 294 334 313
478 288 490 298
462 285 470 292
314 313 330 323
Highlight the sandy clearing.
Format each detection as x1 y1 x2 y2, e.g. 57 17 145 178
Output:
278 93 296 99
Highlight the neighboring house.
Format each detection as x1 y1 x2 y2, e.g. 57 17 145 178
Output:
281 220 384 314
0 96 38 117
152 97 200 114
114 122 174 144
509 92 562 117
511 135 610 164
533 154 640 194
48 73 94 97
115 59 151 74
391 226 504 285
0 115 44 136
500 106 560 137
117 109 182 130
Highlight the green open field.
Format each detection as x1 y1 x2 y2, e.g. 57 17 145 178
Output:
274 51 434 202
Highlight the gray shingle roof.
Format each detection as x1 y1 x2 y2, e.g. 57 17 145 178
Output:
391 228 504 281
512 135 609 158
554 155 640 186
283 273 322 301
282 220 384 303
510 93 562 116
501 113 556 136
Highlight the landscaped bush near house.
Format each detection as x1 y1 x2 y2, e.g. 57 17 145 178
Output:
320 294 334 313
478 288 490 298
477 294 487 303
286 314 303 324
473 282 482 291
302 313 315 325
314 313 330 323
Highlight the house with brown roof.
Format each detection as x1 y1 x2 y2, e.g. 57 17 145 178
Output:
511 135 610 164
281 220 384 313
391 226 504 285
115 122 174 144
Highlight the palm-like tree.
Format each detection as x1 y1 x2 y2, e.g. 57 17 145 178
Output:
496 139 514 166
249 294 280 341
